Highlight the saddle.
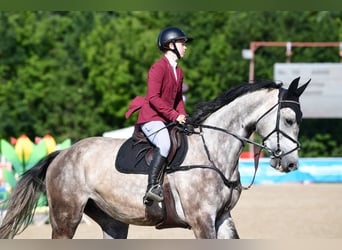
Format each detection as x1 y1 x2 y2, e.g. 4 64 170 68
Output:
115 124 188 174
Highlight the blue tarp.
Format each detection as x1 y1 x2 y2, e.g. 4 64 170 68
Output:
239 158 342 184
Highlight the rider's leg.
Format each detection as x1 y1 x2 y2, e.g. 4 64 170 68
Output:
144 148 167 203
141 121 170 204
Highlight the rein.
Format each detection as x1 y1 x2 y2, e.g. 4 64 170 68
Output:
176 94 301 190
180 125 260 190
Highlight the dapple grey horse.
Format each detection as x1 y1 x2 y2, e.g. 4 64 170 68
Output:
0 77 309 239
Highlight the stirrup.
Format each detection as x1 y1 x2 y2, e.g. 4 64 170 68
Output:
143 185 164 204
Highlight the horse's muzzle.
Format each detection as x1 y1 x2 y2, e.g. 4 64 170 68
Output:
270 156 298 173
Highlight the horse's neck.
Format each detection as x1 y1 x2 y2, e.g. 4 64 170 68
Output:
202 89 279 177
229 89 279 133
205 88 279 137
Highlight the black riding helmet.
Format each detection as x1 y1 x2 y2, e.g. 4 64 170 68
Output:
157 26 192 59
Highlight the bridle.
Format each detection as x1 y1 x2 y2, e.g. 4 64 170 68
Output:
254 89 301 159
176 88 301 189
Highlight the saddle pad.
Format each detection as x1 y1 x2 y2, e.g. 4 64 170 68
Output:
115 138 150 174
115 134 188 175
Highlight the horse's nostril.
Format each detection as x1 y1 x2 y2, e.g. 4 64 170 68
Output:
288 163 297 171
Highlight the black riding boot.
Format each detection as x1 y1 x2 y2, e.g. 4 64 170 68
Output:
143 149 167 204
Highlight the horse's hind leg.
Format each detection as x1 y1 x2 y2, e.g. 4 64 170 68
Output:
84 199 129 239
216 211 239 239
48 196 85 239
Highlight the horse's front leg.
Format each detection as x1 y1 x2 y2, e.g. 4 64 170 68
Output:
216 211 239 239
190 214 217 239
191 218 216 239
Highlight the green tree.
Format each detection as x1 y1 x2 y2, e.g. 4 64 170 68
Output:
0 11 341 157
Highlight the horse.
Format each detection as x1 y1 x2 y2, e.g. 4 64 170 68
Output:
0 77 309 239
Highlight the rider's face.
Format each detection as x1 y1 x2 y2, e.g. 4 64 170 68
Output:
169 40 187 59
175 40 187 58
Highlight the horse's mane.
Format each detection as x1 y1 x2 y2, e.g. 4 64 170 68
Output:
189 80 282 126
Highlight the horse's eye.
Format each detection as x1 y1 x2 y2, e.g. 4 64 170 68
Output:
285 118 294 126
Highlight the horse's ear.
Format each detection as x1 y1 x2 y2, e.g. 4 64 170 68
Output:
288 77 300 94
296 78 310 97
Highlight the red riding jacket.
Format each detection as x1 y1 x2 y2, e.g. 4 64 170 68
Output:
126 56 186 124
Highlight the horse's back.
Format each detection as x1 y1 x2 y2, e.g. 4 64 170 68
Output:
47 136 125 180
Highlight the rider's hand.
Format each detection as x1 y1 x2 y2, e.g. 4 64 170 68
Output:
176 114 187 124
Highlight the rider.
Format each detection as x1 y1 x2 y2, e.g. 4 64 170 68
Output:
125 26 192 204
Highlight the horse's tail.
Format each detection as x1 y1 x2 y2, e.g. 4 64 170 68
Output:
0 150 61 239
